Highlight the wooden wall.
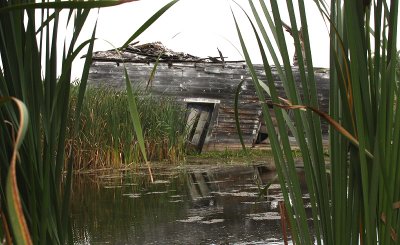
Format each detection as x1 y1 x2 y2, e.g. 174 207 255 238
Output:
88 61 330 150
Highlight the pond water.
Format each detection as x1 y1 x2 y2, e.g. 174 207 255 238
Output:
71 164 309 244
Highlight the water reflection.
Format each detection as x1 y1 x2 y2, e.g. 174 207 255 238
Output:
71 165 309 244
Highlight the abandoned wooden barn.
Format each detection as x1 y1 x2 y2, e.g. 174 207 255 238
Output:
88 42 330 152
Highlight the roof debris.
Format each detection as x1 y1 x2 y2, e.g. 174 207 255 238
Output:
92 41 231 64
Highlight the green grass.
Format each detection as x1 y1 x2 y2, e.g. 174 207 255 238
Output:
67 87 187 170
190 148 302 159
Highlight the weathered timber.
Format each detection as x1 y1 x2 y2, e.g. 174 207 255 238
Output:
88 42 330 151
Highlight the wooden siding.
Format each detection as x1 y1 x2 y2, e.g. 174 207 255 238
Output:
88 61 330 150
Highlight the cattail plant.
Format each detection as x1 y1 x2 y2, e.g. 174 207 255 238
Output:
233 0 399 244
0 0 178 243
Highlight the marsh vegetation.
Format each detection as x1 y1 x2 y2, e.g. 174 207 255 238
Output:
67 87 187 170
1 0 399 244
233 0 400 244
0 0 178 243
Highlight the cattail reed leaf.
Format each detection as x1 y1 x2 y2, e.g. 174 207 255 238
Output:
0 0 138 13
147 53 163 90
234 79 247 151
234 0 399 243
1 0 177 243
124 68 154 182
121 0 179 49
268 102 374 159
2 97 32 245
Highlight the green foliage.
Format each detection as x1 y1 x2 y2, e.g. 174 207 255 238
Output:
67 88 187 169
0 0 178 243
397 51 400 83
0 2 99 243
191 149 269 159
233 0 399 244
1 97 31 245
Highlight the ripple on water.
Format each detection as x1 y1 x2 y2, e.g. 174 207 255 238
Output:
212 191 258 197
169 195 183 198
235 184 258 188
205 180 228 184
200 219 224 224
246 212 281 221
151 180 170 184
176 216 204 223
103 185 123 189
241 201 269 205
98 174 123 179
145 191 168 195
168 199 183 203
177 216 224 224
187 206 223 217
268 184 281 190
234 238 282 245
123 183 138 186
268 194 284 200
122 193 141 198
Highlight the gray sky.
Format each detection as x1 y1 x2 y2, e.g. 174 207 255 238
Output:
96 0 329 60
71 0 331 78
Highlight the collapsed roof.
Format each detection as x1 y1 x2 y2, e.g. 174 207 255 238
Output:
92 41 228 64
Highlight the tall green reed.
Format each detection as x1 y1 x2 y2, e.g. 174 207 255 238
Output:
67 87 187 170
1 3 101 243
0 0 178 243
233 0 399 244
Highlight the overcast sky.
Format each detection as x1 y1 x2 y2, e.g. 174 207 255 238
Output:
96 0 329 60
71 0 331 78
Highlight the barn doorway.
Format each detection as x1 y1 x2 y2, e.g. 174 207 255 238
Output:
184 98 220 153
